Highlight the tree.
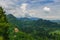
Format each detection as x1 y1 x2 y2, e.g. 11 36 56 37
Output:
0 7 9 40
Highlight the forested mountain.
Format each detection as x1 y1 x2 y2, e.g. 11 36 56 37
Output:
7 14 60 40
7 14 60 28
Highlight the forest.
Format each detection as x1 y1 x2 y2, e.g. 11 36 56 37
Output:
0 7 60 40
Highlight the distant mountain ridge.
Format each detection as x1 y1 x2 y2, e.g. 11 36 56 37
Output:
17 17 39 20
50 20 60 24
6 14 60 28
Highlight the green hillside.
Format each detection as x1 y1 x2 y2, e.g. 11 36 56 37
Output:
7 14 60 40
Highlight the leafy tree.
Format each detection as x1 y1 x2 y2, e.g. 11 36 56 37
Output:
0 7 9 40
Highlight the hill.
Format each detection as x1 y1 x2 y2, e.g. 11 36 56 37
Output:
6 14 60 40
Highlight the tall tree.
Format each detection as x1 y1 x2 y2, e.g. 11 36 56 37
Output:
0 7 9 40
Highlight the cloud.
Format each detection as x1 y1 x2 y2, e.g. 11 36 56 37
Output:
0 0 22 17
43 7 51 12
0 0 15 8
0 0 60 20
20 3 28 13
45 16 60 20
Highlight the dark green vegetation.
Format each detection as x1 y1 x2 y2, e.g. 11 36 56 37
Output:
0 6 60 40
0 7 10 40
7 14 60 40
0 7 7 34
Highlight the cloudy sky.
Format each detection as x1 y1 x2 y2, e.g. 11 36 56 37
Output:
0 0 60 20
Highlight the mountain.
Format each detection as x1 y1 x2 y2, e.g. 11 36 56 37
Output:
17 17 39 20
6 14 60 31
6 14 60 40
6 14 18 25
51 20 60 24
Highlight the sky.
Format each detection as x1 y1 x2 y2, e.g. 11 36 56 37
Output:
0 0 60 20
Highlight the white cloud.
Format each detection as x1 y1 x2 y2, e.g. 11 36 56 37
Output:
20 3 28 13
43 7 51 12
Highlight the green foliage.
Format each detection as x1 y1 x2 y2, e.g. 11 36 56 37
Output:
0 36 3 40
8 24 35 40
14 32 35 40
0 7 10 40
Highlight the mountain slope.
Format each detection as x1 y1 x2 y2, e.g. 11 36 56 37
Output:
7 14 60 40
6 14 60 32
